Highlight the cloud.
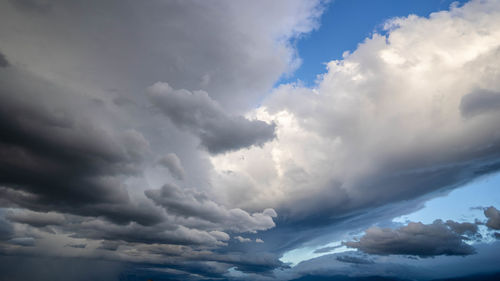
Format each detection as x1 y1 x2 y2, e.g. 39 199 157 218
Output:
7 0 52 13
145 183 277 233
444 220 479 236
158 153 186 180
0 256 124 281
0 0 324 112
209 0 500 236
0 214 14 241
0 0 326 279
148 82 276 154
2 0 500 279
6 210 65 227
276 241 500 281
71 223 229 247
65 243 86 249
97 240 121 251
209 252 286 274
0 67 164 226
8 237 35 247
0 51 9 67
343 220 477 257
313 245 343 254
335 255 374 265
460 89 500 118
484 206 500 230
235 236 252 243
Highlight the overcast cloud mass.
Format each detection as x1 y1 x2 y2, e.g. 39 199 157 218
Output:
1 0 500 280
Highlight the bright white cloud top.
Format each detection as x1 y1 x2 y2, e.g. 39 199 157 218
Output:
213 0 500 219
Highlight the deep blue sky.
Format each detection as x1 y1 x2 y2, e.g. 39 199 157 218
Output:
284 0 469 86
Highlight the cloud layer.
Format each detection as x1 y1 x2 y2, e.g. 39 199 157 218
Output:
211 0 500 228
0 0 321 277
1 0 500 280
343 220 477 257
149 82 276 154
484 206 500 230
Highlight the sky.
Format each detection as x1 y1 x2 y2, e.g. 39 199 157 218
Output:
284 0 470 86
1 0 500 280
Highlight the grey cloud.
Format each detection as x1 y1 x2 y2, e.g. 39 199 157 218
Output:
313 245 343 254
148 82 276 154
112 96 136 108
343 220 477 257
4 0 500 279
8 0 52 13
145 183 277 233
0 256 124 281
445 220 479 236
6 210 65 227
65 243 86 249
460 89 500 118
336 255 374 265
158 153 186 180
0 67 163 226
0 51 8 67
97 240 121 251
0 0 327 279
8 237 35 247
235 236 252 243
118 251 285 279
484 206 500 230
0 214 14 241
0 0 323 112
67 219 229 246
207 252 286 274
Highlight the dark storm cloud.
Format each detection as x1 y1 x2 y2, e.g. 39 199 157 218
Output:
343 220 477 257
97 240 121 251
65 243 86 249
208 252 286 274
66 219 229 246
0 0 326 279
0 214 14 241
2 0 500 280
335 255 374 265
460 89 500 118
145 182 277 233
6 210 65 227
0 256 124 281
0 51 9 67
0 67 163 226
444 220 479 236
0 63 278 278
484 206 500 230
148 82 276 154
8 237 35 246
